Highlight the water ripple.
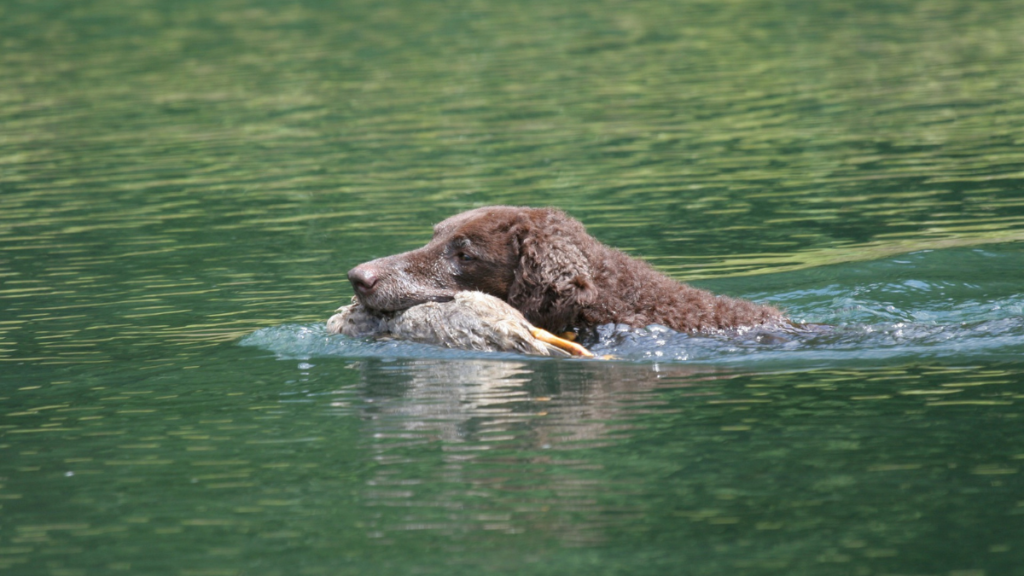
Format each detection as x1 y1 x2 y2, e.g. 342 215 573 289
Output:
243 246 1024 367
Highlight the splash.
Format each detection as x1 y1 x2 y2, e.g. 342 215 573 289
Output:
241 248 1024 367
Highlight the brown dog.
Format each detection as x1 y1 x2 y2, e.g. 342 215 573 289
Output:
348 206 784 336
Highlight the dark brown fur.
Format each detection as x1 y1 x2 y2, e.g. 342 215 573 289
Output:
347 206 785 335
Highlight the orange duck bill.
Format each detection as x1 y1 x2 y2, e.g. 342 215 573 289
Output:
530 328 595 357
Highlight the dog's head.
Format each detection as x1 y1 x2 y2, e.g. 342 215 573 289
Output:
347 206 597 332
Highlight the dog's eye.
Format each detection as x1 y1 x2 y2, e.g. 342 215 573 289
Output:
459 253 474 263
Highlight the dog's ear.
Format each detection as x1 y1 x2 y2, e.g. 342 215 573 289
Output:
508 209 597 332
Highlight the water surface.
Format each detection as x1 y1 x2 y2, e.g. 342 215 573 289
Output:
2 0 1024 574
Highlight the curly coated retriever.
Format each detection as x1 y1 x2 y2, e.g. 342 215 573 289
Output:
347 206 785 337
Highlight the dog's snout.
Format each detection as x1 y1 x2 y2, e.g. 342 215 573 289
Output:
348 265 379 295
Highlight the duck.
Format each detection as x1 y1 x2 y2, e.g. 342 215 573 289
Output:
327 291 593 357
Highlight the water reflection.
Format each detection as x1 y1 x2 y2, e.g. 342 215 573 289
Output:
354 357 717 444
347 358 727 546
308 357 1024 571
1 347 1021 573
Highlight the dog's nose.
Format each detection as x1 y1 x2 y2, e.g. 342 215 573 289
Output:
348 265 379 295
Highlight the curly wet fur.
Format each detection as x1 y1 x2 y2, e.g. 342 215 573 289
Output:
348 206 785 335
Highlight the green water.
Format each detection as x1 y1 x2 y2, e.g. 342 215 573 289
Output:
3 0 1024 574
